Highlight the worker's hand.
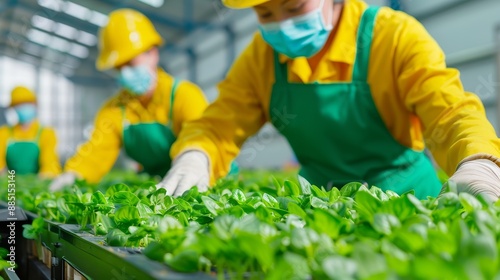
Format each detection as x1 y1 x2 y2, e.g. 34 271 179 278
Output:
49 172 79 192
157 150 210 197
443 159 500 203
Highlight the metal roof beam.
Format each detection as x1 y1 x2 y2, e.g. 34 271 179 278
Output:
15 1 99 35
98 0 208 30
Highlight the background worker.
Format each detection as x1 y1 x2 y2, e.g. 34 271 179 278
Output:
158 0 500 201
49 9 208 190
0 86 61 177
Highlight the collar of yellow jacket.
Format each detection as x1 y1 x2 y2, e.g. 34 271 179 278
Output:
278 0 366 66
11 120 40 136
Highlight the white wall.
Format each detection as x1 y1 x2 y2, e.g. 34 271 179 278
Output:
403 0 500 131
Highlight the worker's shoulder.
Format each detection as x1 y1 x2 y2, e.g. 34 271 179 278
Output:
248 32 273 60
374 6 423 37
230 31 273 73
0 125 8 134
39 125 57 138
101 91 132 111
175 79 203 93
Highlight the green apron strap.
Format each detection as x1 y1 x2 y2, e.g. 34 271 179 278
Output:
273 51 288 83
168 79 180 127
35 126 43 143
352 6 380 82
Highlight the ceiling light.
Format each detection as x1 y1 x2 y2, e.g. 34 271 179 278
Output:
68 43 89 59
88 11 108 27
77 31 97 46
23 43 43 56
31 15 54 32
138 0 164 8
51 36 70 52
64 1 90 21
27 29 50 45
37 0 63 12
54 22 77 40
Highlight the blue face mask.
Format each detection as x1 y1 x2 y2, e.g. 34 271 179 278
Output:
258 0 333 58
15 104 37 124
118 65 155 96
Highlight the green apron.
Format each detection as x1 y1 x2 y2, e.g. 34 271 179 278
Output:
269 6 441 199
122 79 179 177
5 126 42 174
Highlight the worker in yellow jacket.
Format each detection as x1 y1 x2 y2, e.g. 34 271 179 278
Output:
49 9 208 190
159 0 500 201
0 86 61 177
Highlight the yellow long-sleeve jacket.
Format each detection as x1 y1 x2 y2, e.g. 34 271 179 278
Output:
171 0 500 184
65 69 208 183
0 121 62 177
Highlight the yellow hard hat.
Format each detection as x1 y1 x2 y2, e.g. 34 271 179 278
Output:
10 86 36 107
222 0 269 9
96 9 163 71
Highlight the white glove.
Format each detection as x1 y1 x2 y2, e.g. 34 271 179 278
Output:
444 159 500 203
49 172 78 192
157 150 210 197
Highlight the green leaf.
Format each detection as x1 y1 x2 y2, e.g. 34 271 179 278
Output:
91 191 107 205
32 216 45 229
136 202 153 218
213 215 237 240
369 186 389 201
0 248 8 258
165 250 201 273
355 190 381 219
113 206 140 227
262 193 280 208
267 252 311 280
232 189 247 204
177 212 189 227
143 241 168 261
95 222 108 235
380 196 416 221
106 228 129 246
340 182 364 197
322 256 357 280
310 197 329 209
311 209 342 239
150 188 167 205
459 193 483 212
227 206 245 218
372 213 401 235
381 239 409 276
406 194 431 215
298 175 312 195
328 187 341 203
352 242 388 279
311 185 328 199
201 196 221 216
110 191 140 206
105 183 130 197
181 187 199 201
272 176 284 196
157 216 184 238
287 202 307 219
255 206 272 223
290 228 319 254
22 224 37 239
283 180 301 197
